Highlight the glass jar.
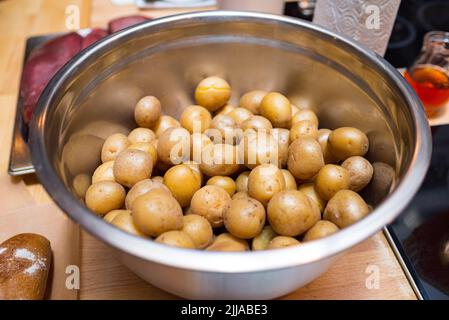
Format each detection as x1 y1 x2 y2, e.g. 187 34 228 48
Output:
405 31 449 116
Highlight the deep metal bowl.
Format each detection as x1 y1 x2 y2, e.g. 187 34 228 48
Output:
30 11 431 299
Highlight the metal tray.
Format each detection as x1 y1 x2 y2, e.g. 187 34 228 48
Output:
8 30 91 176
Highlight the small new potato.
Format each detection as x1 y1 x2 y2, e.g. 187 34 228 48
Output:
228 107 253 126
134 96 161 128
92 160 115 183
223 197 266 239
215 104 235 116
128 142 158 164
155 231 195 249
110 210 146 237
235 171 250 192
103 209 127 223
183 160 204 183
252 225 278 251
267 236 301 249
207 176 236 196
181 214 213 249
260 92 292 128
195 76 231 111
128 128 156 144
315 164 350 201
239 90 266 114
270 128 290 168
209 114 238 144
157 127 191 165
317 128 337 164
342 156 374 192
328 127 369 160
191 185 231 227
324 190 370 228
247 164 286 206
290 109 319 127
281 169 297 190
232 191 248 200
240 115 272 132
101 133 130 163
164 164 202 207
200 143 240 177
180 105 212 133
303 220 339 241
239 131 279 169
267 190 320 236
206 233 249 252
86 181 126 216
125 178 170 210
152 115 180 137
190 133 213 163
132 189 183 237
287 137 324 180
113 149 153 188
72 173 91 199
289 120 318 142
298 183 326 213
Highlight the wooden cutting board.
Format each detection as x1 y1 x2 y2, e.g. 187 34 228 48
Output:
0 0 434 300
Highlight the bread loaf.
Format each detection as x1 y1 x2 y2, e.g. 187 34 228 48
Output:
0 233 51 300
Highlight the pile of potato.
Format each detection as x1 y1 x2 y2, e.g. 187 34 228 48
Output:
76 76 375 251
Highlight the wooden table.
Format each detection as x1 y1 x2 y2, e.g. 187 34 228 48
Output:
2 0 440 300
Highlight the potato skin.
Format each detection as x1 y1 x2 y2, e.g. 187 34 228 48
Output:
298 183 326 213
180 105 212 134
199 143 239 177
113 149 153 188
241 115 272 131
289 120 318 142
259 92 292 128
86 181 126 216
341 156 373 192
163 164 201 207
317 128 337 164
223 197 266 239
206 176 236 196
104 209 128 223
128 128 156 144
287 137 324 180
328 127 369 160
323 190 370 228
134 96 161 128
290 109 319 127
247 164 286 206
190 185 231 228
181 214 213 249
232 191 249 200
267 190 320 236
155 231 195 249
195 76 231 111
206 233 249 252
101 133 130 163
270 128 290 168
235 171 250 192
267 236 301 249
315 164 350 201
252 225 278 251
125 178 170 210
92 160 115 184
239 90 266 114
239 131 279 169
152 115 180 138
281 169 297 190
228 107 253 126
110 210 146 237
132 189 183 237
303 220 339 241
157 127 191 165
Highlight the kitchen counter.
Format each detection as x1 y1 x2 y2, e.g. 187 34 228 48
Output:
0 0 430 300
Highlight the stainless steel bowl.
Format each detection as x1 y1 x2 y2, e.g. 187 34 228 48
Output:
30 11 431 299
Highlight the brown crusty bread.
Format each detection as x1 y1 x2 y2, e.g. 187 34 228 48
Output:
0 233 51 300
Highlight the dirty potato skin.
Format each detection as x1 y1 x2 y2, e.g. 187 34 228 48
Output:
267 190 320 237
155 231 195 249
223 197 266 239
303 220 339 241
267 236 301 249
113 149 153 188
324 190 370 228
101 133 130 163
315 164 350 201
181 214 213 249
190 185 232 228
247 164 286 206
85 181 126 216
328 127 369 160
132 189 183 237
287 137 324 180
341 156 374 192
